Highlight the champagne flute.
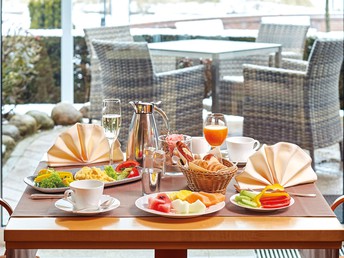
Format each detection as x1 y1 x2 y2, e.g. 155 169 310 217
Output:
102 99 121 165
203 113 228 160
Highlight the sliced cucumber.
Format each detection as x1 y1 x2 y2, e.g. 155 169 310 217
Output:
240 190 258 199
241 198 258 208
235 195 251 202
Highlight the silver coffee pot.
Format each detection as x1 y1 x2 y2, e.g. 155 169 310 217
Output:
126 101 170 166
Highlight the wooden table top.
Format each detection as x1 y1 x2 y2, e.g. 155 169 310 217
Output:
4 162 344 258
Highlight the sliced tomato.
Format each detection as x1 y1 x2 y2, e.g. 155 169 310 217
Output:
261 199 290 209
127 167 140 178
156 203 171 213
115 160 140 172
260 195 290 203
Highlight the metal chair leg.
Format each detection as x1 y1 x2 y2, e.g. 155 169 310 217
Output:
309 149 315 170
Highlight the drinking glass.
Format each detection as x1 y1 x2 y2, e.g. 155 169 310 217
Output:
203 113 228 159
102 99 121 165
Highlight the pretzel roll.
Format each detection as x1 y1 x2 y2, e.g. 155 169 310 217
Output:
176 141 194 163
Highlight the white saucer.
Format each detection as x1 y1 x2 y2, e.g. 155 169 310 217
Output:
55 195 120 215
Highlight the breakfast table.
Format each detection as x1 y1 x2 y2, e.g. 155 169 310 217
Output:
148 39 282 113
4 161 344 258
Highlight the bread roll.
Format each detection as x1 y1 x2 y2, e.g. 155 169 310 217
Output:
207 162 227 172
192 159 208 169
203 153 227 171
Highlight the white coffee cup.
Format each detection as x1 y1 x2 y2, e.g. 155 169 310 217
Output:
226 136 260 162
64 180 104 210
191 136 210 155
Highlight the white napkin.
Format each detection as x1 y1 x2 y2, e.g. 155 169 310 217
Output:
235 142 317 189
47 123 123 166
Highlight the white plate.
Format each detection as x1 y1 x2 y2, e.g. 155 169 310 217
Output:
24 167 142 193
55 195 120 215
230 193 294 212
135 192 225 218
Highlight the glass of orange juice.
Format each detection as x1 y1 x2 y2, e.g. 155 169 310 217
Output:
203 113 228 158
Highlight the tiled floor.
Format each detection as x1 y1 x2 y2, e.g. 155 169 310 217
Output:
1 105 343 257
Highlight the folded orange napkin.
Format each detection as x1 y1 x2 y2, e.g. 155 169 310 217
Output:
235 142 317 189
47 123 124 166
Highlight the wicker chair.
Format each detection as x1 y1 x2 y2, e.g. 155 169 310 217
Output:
218 23 310 116
241 38 343 168
0 198 39 258
92 40 205 147
84 26 178 122
84 26 133 122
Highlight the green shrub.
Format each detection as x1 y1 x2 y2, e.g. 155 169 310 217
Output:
28 0 61 29
2 28 43 104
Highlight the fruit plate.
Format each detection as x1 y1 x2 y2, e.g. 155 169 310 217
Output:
135 192 225 218
230 193 295 212
24 166 142 193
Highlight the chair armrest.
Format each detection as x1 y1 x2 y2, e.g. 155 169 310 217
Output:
281 58 308 71
243 64 306 77
243 64 307 103
0 198 13 215
331 195 344 211
281 52 303 60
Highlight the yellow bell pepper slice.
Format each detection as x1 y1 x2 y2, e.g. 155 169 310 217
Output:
57 172 73 179
37 168 54 176
261 192 290 198
62 177 74 186
253 183 285 207
34 173 52 183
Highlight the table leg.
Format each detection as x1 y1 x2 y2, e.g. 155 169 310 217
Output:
275 46 282 68
155 249 187 258
5 248 38 258
299 248 340 258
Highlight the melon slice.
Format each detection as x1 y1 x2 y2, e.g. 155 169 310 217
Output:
171 199 190 214
199 191 225 204
185 192 212 207
189 199 206 214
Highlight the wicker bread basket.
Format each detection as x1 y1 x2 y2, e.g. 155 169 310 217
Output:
178 159 238 194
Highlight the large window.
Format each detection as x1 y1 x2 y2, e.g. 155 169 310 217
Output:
1 1 343 226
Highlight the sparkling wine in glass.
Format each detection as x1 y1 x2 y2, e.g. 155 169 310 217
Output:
102 99 121 165
203 113 228 160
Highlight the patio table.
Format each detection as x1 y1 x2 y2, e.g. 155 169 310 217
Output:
148 39 282 112
4 161 344 258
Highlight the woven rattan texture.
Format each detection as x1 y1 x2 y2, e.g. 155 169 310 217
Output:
84 26 179 121
93 40 205 147
179 160 238 194
84 26 133 120
242 38 343 159
218 23 309 116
